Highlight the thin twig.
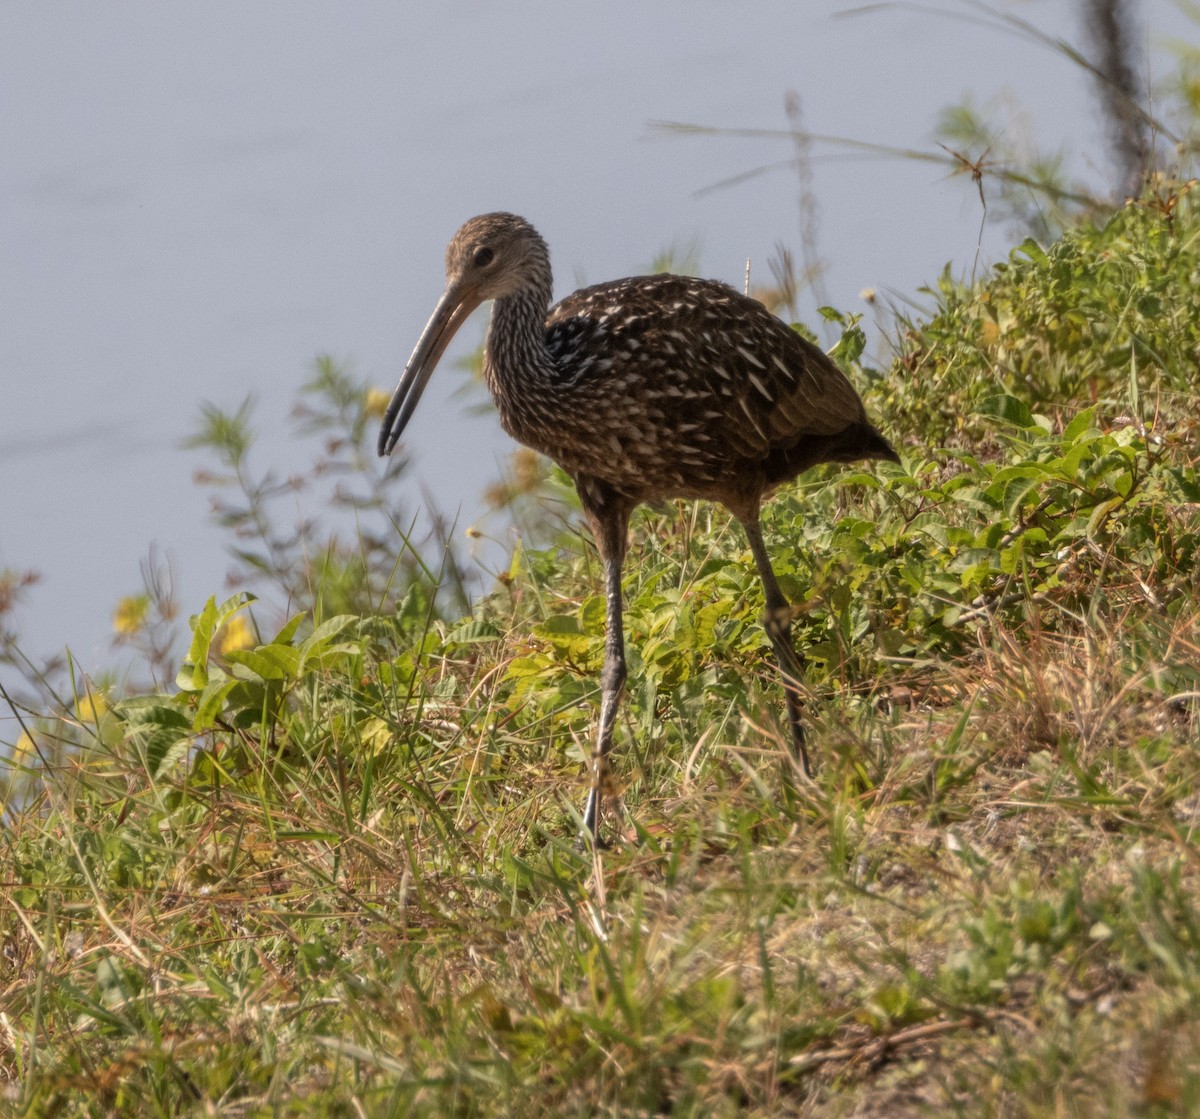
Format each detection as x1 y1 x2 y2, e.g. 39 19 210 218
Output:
789 1016 978 1072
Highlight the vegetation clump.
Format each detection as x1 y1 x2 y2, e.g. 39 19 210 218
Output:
3 181 1200 1117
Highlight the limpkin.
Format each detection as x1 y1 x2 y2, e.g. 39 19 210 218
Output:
379 212 898 841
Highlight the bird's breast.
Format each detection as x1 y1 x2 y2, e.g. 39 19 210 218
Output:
490 353 748 499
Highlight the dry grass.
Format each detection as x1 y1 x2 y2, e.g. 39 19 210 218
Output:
4 184 1200 1117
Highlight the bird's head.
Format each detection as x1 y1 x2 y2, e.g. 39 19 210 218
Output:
378 212 550 457
443 212 551 303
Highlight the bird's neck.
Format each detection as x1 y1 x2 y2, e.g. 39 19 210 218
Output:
484 287 558 433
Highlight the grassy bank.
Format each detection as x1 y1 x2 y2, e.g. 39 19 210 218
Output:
3 182 1200 1117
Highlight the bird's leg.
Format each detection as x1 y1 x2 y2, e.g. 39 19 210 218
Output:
741 514 813 778
579 492 631 843
580 557 627 841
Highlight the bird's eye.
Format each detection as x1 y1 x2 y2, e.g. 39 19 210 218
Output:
473 246 495 268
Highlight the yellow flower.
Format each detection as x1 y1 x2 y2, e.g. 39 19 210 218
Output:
76 692 108 726
113 594 150 636
218 614 255 655
364 388 392 420
10 731 37 768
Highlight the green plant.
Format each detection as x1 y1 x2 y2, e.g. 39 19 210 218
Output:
5 169 1200 1119
185 356 473 630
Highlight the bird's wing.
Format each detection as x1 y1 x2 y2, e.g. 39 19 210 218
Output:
546 275 867 459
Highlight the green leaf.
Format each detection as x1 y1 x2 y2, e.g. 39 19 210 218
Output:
837 471 884 489
1168 467 1200 502
537 614 583 635
177 596 218 692
120 703 194 778
272 613 307 647
579 595 607 633
978 395 1035 428
1087 496 1125 535
307 614 357 646
831 323 866 365
225 644 302 682
177 592 257 692
1061 408 1098 443
1014 237 1048 265
444 618 502 645
193 676 240 732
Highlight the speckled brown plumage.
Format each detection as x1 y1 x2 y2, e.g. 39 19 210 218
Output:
379 212 899 842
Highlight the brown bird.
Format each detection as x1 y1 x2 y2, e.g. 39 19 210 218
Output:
379 213 898 842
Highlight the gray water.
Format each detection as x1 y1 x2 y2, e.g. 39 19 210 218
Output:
1 1 1190 703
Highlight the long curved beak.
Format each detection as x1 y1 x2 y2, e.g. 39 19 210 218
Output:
378 283 483 457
